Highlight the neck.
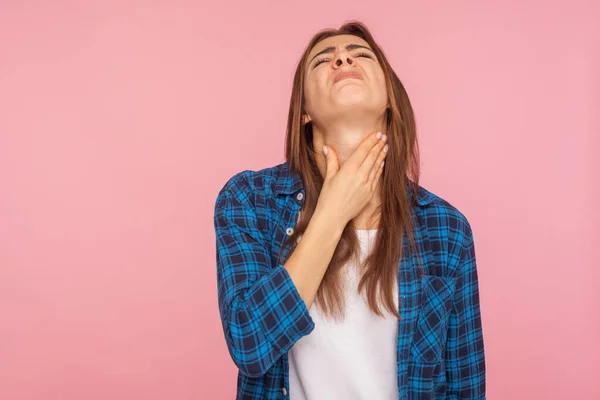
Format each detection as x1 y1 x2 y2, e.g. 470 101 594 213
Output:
311 113 386 227
311 112 386 173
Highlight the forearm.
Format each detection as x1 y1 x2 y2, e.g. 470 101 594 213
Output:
283 207 345 310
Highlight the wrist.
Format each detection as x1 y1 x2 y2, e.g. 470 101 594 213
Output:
312 205 346 239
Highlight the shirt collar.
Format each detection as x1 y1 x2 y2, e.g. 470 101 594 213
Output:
274 162 433 207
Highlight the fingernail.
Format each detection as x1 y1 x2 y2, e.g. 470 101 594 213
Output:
383 144 388 152
322 145 328 155
381 160 385 167
376 132 382 139
382 134 388 142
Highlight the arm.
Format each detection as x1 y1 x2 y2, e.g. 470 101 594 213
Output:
214 183 344 377
283 206 345 309
445 224 486 399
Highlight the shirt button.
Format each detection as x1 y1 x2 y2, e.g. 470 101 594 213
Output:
282 387 288 396
286 227 294 236
296 192 304 201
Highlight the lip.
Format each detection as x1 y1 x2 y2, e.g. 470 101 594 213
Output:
333 71 364 84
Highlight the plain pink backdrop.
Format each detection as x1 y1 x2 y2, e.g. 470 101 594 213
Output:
1 1 598 399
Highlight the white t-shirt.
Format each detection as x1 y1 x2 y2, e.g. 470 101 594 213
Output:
288 229 399 400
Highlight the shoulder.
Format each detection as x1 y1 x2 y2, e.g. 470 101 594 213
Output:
416 184 474 253
214 163 284 208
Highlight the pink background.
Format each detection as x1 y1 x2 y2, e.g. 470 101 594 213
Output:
1 1 598 399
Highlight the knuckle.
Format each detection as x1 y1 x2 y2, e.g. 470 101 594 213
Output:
359 172 369 184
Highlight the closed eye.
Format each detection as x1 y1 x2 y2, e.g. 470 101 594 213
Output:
313 52 374 67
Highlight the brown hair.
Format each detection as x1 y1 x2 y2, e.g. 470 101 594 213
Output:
279 20 423 321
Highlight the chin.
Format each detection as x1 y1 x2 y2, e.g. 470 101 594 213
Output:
333 92 369 105
334 97 382 111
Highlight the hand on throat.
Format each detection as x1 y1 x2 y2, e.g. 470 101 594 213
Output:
309 113 387 226
311 112 386 173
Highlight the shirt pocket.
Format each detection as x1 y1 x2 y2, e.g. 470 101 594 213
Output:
409 274 456 364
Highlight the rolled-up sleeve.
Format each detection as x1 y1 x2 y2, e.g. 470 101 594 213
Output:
214 185 314 378
445 224 486 399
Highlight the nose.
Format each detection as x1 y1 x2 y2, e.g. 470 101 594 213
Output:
333 50 355 68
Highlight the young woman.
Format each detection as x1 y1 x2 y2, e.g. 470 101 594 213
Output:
214 21 486 400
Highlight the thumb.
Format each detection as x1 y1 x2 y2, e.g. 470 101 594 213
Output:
322 145 339 180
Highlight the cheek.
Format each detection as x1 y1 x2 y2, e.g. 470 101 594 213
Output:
303 77 326 106
373 71 388 97
303 81 314 108
379 80 388 97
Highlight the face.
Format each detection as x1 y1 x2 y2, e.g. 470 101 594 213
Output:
303 34 388 124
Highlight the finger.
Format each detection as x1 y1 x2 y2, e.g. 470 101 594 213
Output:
360 133 386 174
368 142 388 183
346 131 385 170
323 145 340 181
371 156 385 192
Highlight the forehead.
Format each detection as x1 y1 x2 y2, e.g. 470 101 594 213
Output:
307 34 371 58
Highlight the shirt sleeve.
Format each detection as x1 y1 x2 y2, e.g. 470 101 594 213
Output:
213 186 315 378
445 223 487 399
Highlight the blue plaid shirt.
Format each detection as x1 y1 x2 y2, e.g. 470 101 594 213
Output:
214 162 486 399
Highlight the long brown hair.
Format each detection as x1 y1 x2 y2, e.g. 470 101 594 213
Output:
279 20 423 321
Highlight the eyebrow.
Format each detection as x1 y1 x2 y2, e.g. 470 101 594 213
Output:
309 43 374 65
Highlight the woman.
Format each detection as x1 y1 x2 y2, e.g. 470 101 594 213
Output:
214 20 486 400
